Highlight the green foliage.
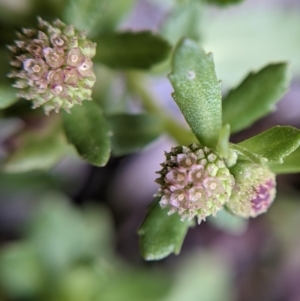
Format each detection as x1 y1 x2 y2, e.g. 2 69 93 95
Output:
161 0 203 45
0 244 44 298
107 113 164 156
229 144 267 165
169 38 222 147
63 0 107 32
95 32 172 69
63 101 111 167
138 198 194 260
239 126 300 163
0 85 18 109
216 124 230 159
223 63 290 133
27 193 113 273
269 147 300 174
96 269 172 301
3 123 70 173
205 0 244 5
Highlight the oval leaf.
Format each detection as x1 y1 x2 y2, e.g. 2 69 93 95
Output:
63 0 106 32
106 113 163 156
169 39 222 147
0 85 18 109
161 1 203 45
94 32 171 69
239 126 300 163
63 101 111 167
223 63 290 133
138 198 194 261
4 124 70 173
269 147 300 174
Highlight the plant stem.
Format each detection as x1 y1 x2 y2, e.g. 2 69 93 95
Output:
126 71 196 145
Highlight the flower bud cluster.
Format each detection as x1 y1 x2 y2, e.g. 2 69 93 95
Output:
8 17 97 114
226 161 276 218
156 144 235 223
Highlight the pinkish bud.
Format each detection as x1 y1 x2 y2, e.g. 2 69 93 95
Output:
43 47 65 68
226 161 276 218
23 58 48 80
63 67 80 86
8 17 97 114
156 144 235 223
67 48 85 67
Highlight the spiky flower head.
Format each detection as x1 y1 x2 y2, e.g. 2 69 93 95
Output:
156 144 235 223
226 161 276 218
8 17 97 115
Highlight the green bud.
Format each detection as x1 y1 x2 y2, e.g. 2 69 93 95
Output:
226 161 276 218
156 143 235 223
8 17 97 115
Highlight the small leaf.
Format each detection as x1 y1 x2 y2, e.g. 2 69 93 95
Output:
222 63 290 133
206 0 244 5
138 198 194 261
4 123 70 173
0 243 43 298
94 32 172 69
106 113 164 156
239 126 300 163
63 0 106 32
217 124 230 159
169 38 222 147
0 85 18 109
161 1 203 45
229 144 267 165
269 147 300 174
63 101 111 167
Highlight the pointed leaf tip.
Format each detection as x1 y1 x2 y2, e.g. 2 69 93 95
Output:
223 63 291 133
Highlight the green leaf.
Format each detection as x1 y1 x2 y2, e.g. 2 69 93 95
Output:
3 124 70 173
161 0 203 45
164 251 234 301
222 63 290 133
94 31 172 69
106 113 164 156
269 147 300 174
63 101 111 167
96 269 172 301
138 198 194 261
229 144 267 165
93 0 136 34
206 0 244 5
0 243 44 298
28 193 115 274
169 38 222 147
239 126 300 163
216 124 230 159
0 85 18 109
63 0 106 32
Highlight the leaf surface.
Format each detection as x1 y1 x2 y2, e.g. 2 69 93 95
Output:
169 38 222 147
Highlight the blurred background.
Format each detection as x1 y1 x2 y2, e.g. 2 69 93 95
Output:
0 0 300 300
